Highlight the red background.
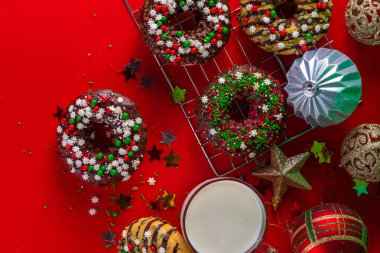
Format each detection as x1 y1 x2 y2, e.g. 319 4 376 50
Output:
1 0 380 252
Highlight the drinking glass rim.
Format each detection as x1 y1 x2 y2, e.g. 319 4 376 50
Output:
180 177 268 253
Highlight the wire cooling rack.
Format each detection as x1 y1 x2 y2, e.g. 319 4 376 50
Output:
124 0 334 176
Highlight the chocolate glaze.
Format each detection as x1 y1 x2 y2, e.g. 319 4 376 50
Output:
140 0 232 65
57 90 148 186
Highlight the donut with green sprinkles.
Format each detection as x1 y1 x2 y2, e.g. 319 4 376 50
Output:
141 0 231 65
56 90 148 185
197 65 286 158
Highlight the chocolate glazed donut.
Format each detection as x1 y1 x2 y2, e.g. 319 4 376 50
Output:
140 0 231 65
56 90 147 185
197 65 286 158
240 0 333 55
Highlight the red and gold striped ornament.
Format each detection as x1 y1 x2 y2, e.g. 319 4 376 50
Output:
291 203 368 253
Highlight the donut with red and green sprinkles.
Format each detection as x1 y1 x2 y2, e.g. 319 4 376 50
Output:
240 0 333 55
141 0 231 65
197 65 286 158
56 90 148 185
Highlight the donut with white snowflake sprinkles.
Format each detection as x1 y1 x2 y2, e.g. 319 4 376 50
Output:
240 0 333 55
56 90 148 185
197 65 286 158
141 0 231 65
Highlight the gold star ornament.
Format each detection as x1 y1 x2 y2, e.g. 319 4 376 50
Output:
252 145 312 209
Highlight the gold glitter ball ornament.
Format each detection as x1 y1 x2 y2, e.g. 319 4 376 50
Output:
340 124 380 182
345 0 380 45
252 145 311 209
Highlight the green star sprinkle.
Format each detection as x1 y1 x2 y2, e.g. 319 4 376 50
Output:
310 140 333 163
353 178 369 197
172 85 187 104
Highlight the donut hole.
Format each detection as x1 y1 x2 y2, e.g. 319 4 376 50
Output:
228 97 251 123
170 11 200 32
276 1 297 19
91 125 114 153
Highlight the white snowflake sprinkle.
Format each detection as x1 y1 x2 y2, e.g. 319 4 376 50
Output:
323 23 330 30
148 177 156 186
117 97 124 103
269 34 276 41
277 42 285 49
240 142 247 150
144 230 152 238
133 134 140 142
149 9 157 17
292 30 300 38
159 247 166 253
57 126 62 134
165 41 173 48
264 79 271 85
261 105 269 113
82 173 89 181
249 25 256 33
94 175 101 181
203 7 210 15
301 24 308 32
66 158 73 165
278 23 285 31
248 152 256 159
209 128 217 135
275 113 283 121
134 239 140 245
91 196 99 204
235 72 243 80
262 16 271 24
201 95 208 104
89 208 97 216
77 138 85 146
218 77 225 84
311 11 318 18
250 129 258 137
135 117 142 124
315 25 321 33
299 40 306 46
122 230 127 238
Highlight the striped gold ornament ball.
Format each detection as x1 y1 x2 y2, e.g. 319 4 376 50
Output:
291 203 368 253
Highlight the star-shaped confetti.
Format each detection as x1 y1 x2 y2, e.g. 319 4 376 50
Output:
116 194 132 211
160 130 176 147
139 76 155 89
163 151 181 168
53 106 63 118
146 145 164 162
120 58 141 81
254 179 270 196
91 196 99 204
252 145 311 209
172 85 187 104
160 191 176 210
310 140 333 164
353 178 369 197
101 228 117 245
148 200 160 211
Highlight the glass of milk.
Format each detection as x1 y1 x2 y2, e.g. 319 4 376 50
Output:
181 177 267 253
